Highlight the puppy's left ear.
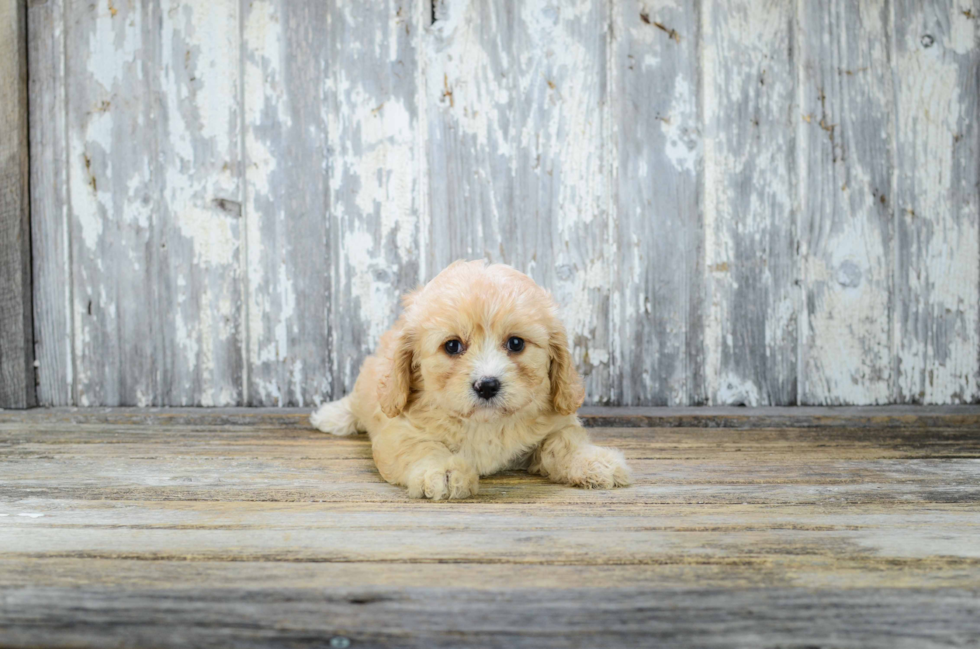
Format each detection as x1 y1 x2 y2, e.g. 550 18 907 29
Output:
549 327 585 415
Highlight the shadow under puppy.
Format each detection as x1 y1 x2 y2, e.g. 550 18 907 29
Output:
311 259 631 500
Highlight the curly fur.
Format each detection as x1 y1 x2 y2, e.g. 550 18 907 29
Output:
310 260 632 500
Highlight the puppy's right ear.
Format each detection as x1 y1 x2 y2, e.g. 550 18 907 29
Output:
377 324 415 418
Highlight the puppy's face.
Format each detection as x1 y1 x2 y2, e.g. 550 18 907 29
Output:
377 261 584 421
416 292 552 421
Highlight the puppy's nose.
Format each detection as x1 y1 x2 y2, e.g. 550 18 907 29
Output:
473 377 501 400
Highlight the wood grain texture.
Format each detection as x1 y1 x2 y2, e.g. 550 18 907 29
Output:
27 0 72 406
2 587 977 649
611 0 704 406
892 0 980 404
26 0 980 406
798 0 894 404
242 0 332 407
64 0 243 406
0 0 34 409
3 404 980 429
0 409 979 647
702 0 798 406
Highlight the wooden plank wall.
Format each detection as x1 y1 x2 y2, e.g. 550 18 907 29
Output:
0 0 35 409
26 0 980 407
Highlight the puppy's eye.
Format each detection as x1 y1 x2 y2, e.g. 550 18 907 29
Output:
444 339 464 356
507 336 525 353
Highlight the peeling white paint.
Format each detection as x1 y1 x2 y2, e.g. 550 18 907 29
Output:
341 229 395 353
661 77 700 173
428 0 513 158
86 2 140 93
715 373 762 407
702 0 797 405
796 0 895 406
37 0 980 407
946 6 976 55
894 8 980 404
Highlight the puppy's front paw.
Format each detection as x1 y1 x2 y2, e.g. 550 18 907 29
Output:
567 446 632 489
407 456 479 501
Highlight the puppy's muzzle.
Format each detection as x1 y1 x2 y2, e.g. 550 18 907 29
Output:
472 377 501 401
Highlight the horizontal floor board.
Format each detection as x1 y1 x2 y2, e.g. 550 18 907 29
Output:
3 405 980 429
1 408 978 648
4 555 980 591
2 587 979 649
3 425 978 460
1 502 978 566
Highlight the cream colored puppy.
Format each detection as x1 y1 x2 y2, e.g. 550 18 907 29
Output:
310 260 631 500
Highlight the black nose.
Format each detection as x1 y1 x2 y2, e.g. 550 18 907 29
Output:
473 377 501 400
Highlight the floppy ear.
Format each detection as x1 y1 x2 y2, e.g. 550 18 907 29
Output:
549 327 585 415
377 324 415 418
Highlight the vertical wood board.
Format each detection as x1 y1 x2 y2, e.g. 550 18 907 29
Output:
892 0 980 404
701 0 799 405
797 0 894 404
611 0 704 405
64 0 243 406
28 0 72 406
0 0 35 409
242 0 332 407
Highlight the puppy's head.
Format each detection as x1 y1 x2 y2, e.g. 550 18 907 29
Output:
377 260 584 421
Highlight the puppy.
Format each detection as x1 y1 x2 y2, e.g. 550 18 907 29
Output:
310 260 631 500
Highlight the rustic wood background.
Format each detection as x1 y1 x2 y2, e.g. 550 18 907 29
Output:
26 0 980 408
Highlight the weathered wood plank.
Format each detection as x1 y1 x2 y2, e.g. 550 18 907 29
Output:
156 1 245 407
1 411 979 647
0 0 34 409
798 0 894 404
65 1 243 406
576 404 980 428
4 461 977 505
65 0 152 404
1 587 978 649
423 0 515 269
3 405 980 429
242 0 333 407
27 0 72 406
6 427 979 460
611 0 703 406
6 553 980 590
325 0 424 397
2 500 979 563
425 0 614 401
892 0 980 404
701 0 798 406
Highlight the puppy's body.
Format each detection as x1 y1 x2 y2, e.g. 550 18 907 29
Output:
312 260 631 499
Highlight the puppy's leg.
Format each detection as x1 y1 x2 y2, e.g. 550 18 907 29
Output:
310 396 361 436
371 423 479 501
529 425 632 489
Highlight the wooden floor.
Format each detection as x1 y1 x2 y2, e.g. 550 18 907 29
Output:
1 407 979 648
